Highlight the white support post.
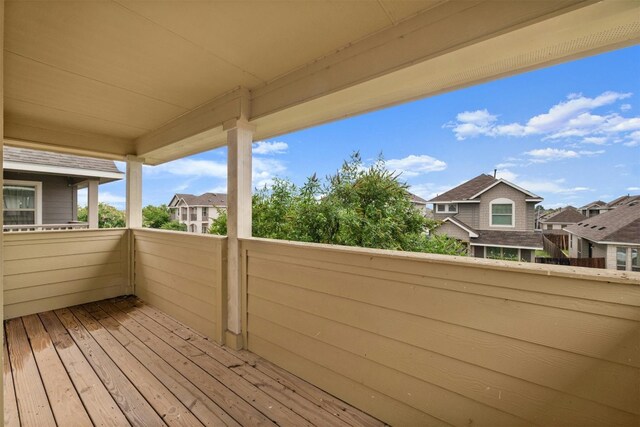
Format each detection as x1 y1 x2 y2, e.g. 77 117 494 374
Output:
1 0 6 416
87 180 99 229
126 155 143 229
225 119 254 349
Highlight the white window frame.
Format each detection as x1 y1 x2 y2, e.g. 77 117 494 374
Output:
484 246 521 261
3 179 43 225
435 203 458 214
490 198 515 228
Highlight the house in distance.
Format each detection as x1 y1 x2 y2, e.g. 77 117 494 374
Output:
168 192 227 233
429 174 543 262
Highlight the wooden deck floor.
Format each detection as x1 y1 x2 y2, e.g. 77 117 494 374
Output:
3 296 384 427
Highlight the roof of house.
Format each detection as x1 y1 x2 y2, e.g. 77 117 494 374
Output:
172 193 227 207
578 200 607 210
470 230 543 249
409 192 427 205
540 206 586 224
565 203 640 244
607 194 640 208
4 146 121 174
428 173 541 203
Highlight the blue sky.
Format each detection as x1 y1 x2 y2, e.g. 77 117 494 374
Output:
93 45 640 210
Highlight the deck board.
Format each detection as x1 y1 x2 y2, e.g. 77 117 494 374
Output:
5 296 384 427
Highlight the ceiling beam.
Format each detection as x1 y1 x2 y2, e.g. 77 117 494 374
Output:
249 0 640 142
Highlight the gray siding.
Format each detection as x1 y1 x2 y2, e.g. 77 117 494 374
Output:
456 204 479 229
4 172 75 224
478 183 530 231
434 221 470 242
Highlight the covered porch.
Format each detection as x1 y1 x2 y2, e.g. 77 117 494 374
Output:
1 1 639 426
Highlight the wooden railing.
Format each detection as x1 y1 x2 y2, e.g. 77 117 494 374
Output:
132 228 227 343
241 237 640 427
3 222 89 232
3 228 129 319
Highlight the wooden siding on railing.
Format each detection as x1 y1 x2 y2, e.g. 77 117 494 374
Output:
3 229 129 319
133 229 226 343
241 238 640 427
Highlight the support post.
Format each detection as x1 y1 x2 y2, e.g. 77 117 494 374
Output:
87 180 99 229
225 119 254 349
1 0 6 416
126 156 143 228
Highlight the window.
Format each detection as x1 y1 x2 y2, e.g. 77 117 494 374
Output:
202 207 208 219
435 204 457 213
546 224 552 230
632 249 639 272
486 246 519 261
490 198 514 227
3 180 42 225
616 247 627 271
201 223 208 234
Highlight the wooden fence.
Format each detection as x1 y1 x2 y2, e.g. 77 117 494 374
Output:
543 232 569 250
543 234 567 259
536 257 606 269
241 237 639 427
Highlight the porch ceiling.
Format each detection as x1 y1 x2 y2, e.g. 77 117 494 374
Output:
3 0 640 164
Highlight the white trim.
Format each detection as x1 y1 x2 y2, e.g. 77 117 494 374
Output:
442 217 479 238
525 198 544 202
430 200 480 204
469 179 540 200
4 161 124 180
483 246 522 260
490 197 515 228
471 243 542 250
435 203 458 214
3 179 43 225
564 229 638 246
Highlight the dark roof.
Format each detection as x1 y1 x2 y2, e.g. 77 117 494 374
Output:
173 193 227 207
408 192 427 204
4 146 121 174
540 206 586 224
471 230 543 249
607 195 640 208
429 174 497 202
565 204 640 244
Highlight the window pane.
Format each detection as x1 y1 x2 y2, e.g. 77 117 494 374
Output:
436 204 445 212
4 211 35 225
448 204 457 212
492 204 512 214
617 247 627 270
4 186 35 209
492 214 512 225
487 247 502 259
632 249 639 272
502 248 518 260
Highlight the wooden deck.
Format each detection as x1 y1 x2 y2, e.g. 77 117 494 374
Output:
3 297 384 427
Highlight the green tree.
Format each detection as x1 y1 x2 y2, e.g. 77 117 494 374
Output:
160 220 187 231
78 203 126 228
210 153 465 256
142 204 171 228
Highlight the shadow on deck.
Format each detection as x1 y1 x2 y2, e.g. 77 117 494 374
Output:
3 296 383 427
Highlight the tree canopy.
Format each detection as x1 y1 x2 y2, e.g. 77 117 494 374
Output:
210 153 465 255
78 203 125 228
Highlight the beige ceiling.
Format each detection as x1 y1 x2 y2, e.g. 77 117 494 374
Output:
3 0 639 163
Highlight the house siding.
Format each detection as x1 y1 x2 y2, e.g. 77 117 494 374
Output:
4 172 75 224
434 222 470 242
478 183 530 231
455 204 479 229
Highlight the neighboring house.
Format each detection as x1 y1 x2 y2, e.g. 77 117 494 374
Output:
168 193 227 233
565 203 640 271
578 195 639 218
538 206 586 232
3 146 124 230
429 174 543 262
409 192 432 217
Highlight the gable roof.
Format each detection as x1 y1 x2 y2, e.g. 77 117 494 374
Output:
442 217 479 238
607 194 640 208
540 206 586 224
578 200 607 210
470 230 543 249
408 192 427 205
428 173 541 202
170 193 227 207
565 204 640 244
3 146 123 182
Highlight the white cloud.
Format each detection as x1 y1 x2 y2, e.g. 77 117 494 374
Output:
207 185 228 194
582 136 608 145
446 91 638 144
623 130 640 147
408 183 454 201
386 154 447 177
628 187 640 191
145 159 227 178
100 192 126 206
494 169 518 182
253 157 287 188
515 180 592 195
621 104 632 111
253 141 288 155
523 147 604 163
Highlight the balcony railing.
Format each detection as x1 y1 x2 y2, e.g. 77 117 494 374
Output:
190 214 198 221
3 222 90 232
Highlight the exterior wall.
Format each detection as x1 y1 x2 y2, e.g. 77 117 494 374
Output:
455 203 479 229
607 245 640 271
132 228 227 343
3 229 129 319
478 183 530 231
4 171 75 224
569 234 579 258
173 203 225 233
526 202 536 230
433 221 470 242
241 238 640 427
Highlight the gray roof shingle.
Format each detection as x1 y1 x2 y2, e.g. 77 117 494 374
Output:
4 146 121 174
174 193 227 206
428 174 497 202
471 230 543 249
565 204 640 244
540 206 586 224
